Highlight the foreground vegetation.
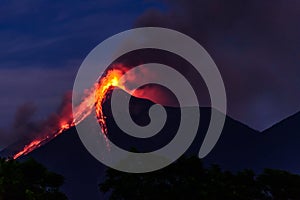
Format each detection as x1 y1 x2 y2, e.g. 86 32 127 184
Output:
100 156 300 200
0 158 67 200
1 156 300 199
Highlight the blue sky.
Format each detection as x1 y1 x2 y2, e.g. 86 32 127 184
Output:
1 0 300 148
0 0 165 127
0 0 166 148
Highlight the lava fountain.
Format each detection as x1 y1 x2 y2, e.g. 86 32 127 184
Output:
13 67 127 159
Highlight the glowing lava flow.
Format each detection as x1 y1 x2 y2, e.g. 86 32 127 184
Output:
13 69 126 159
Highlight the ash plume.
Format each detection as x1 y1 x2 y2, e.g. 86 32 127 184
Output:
0 92 73 156
134 0 300 130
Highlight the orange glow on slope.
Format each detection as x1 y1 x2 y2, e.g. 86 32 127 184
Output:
13 68 126 159
95 69 125 134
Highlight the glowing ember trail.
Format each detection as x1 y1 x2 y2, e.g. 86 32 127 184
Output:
13 68 126 160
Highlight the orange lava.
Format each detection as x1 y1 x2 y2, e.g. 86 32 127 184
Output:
95 69 125 134
13 68 126 159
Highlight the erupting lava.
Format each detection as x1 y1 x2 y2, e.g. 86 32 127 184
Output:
13 68 126 159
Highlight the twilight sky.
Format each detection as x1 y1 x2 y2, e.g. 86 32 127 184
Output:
0 0 299 148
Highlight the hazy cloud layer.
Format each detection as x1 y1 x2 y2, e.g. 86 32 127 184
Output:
0 0 299 151
0 0 164 147
135 0 300 130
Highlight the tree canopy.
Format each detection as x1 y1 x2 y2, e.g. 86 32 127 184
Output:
100 156 300 200
0 158 67 200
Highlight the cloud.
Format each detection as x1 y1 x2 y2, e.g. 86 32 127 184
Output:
0 102 40 149
0 0 166 148
134 0 300 130
0 92 74 152
0 66 77 130
0 0 143 69
0 64 77 149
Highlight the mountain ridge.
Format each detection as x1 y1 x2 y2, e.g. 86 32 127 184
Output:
1 88 299 199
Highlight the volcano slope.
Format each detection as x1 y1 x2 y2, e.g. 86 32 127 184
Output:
2 89 300 199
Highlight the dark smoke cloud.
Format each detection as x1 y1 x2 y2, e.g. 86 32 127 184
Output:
0 129 10 151
0 92 73 152
13 103 36 128
0 103 42 150
41 91 73 135
134 0 300 130
12 102 41 137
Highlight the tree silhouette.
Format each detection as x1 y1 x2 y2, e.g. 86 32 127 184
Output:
100 156 300 200
0 158 67 200
258 168 300 200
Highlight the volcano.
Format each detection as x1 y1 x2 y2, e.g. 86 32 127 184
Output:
1 88 300 200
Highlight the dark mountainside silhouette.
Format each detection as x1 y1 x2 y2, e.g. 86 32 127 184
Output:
1 88 300 200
